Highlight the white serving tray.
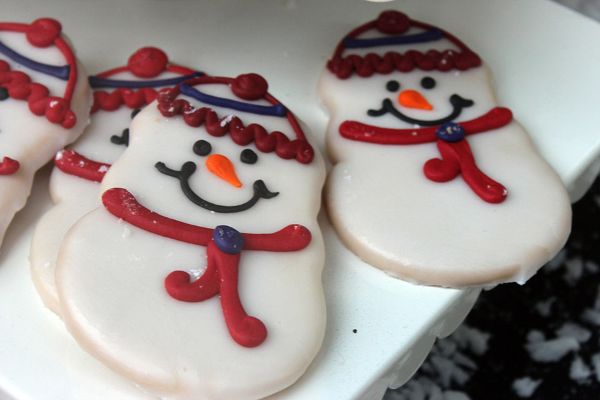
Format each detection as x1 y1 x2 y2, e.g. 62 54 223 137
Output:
0 1 599 399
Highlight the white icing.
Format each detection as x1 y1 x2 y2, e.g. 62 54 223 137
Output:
0 26 90 248
319 46 572 287
55 88 326 399
31 68 197 314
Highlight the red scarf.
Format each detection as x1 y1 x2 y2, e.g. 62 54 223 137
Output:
339 107 513 203
102 187 312 348
54 149 110 182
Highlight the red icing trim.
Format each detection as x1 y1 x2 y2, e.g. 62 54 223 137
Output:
425 139 507 203
0 157 19 175
165 242 268 347
339 107 512 144
54 149 110 182
91 47 197 113
157 78 314 164
0 19 79 128
102 187 312 347
327 11 481 79
91 87 159 113
340 107 513 204
102 187 312 251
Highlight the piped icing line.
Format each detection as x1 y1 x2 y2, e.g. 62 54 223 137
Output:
180 83 286 117
340 107 513 203
89 72 202 89
157 75 314 164
0 41 69 80
343 29 444 48
89 47 203 113
0 156 19 175
339 107 512 144
54 149 110 182
91 87 160 113
0 19 79 128
327 10 481 79
102 187 312 347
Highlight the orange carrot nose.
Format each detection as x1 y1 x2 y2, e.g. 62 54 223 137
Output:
205 154 242 188
398 90 433 110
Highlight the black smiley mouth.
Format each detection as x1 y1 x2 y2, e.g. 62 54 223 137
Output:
155 161 279 213
367 94 474 127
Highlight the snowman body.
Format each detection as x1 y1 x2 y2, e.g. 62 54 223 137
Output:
320 12 571 286
56 77 326 399
31 49 201 313
0 19 90 246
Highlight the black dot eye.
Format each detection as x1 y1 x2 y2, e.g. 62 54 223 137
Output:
386 80 400 92
420 77 436 90
131 108 142 119
0 87 8 101
240 149 258 164
193 140 212 156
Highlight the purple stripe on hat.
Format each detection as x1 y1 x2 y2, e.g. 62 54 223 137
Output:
180 83 287 117
0 40 70 80
343 29 444 49
89 72 203 89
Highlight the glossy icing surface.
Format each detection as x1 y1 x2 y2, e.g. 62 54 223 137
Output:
56 80 326 399
320 12 572 287
0 19 90 248
31 51 201 314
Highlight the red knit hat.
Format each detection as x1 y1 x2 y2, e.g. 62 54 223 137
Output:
89 47 203 113
327 10 481 79
156 74 314 164
0 18 80 128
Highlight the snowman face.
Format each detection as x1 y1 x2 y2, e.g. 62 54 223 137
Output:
74 64 201 165
101 80 323 232
321 67 498 131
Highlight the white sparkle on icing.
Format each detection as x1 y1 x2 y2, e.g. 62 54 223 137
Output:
49 100 60 107
220 114 234 127
121 226 131 239
78 160 85 167
55 150 64 160
411 131 418 136
98 165 109 173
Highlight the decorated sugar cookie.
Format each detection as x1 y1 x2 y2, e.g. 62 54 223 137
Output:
319 11 571 286
30 47 202 314
56 74 326 399
0 18 90 246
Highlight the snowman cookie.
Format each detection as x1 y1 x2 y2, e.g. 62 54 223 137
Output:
56 74 326 399
0 18 90 247
319 11 571 287
30 47 202 314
